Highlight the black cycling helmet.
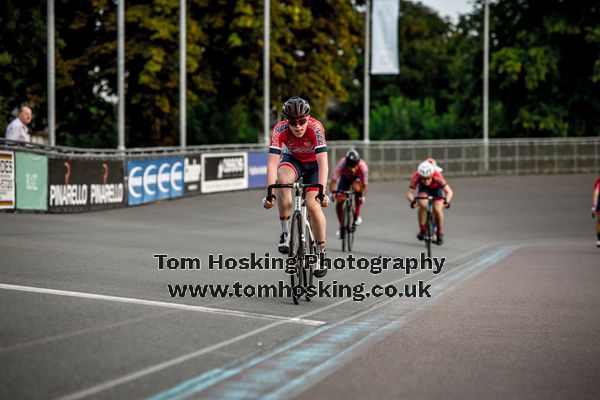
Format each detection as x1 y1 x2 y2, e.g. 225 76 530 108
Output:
345 149 360 168
282 96 310 119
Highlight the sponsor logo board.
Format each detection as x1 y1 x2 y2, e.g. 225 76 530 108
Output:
184 154 202 194
248 152 268 189
201 152 247 193
0 151 15 209
48 158 126 212
16 152 48 210
127 158 184 205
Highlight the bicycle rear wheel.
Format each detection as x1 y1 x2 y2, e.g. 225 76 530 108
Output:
289 212 304 304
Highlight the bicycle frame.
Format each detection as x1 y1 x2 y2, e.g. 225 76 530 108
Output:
267 182 323 304
333 190 357 251
414 196 436 257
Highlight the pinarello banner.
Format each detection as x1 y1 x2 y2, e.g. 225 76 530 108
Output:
127 158 184 205
48 158 126 212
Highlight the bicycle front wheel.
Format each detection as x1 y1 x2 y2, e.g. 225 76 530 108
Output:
289 212 304 305
425 213 433 258
343 200 353 252
305 224 317 300
348 198 356 251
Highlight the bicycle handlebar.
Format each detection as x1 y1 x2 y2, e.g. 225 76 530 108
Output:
413 196 446 201
331 190 357 195
412 196 449 208
267 183 324 202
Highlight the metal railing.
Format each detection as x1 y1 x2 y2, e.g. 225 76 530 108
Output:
328 137 599 180
2 137 598 179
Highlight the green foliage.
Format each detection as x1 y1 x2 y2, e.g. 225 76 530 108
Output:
187 99 258 145
483 0 600 137
370 96 465 140
1 0 598 146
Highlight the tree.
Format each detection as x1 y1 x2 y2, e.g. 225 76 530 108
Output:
492 0 599 137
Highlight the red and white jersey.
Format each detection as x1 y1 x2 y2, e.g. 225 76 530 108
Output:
409 170 447 190
332 158 368 184
269 117 326 162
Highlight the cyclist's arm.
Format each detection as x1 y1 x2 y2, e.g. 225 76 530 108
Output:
329 179 337 194
266 153 280 187
443 184 453 204
406 187 416 204
316 152 328 191
593 185 599 209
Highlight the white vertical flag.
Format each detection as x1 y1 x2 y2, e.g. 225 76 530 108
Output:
371 0 400 75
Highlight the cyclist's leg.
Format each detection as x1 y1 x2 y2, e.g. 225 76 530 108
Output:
433 200 444 229
432 187 446 244
352 179 363 224
415 185 430 240
336 176 352 231
277 154 299 213
416 185 429 230
276 155 300 253
302 161 328 277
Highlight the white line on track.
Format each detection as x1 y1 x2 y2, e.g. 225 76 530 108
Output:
0 310 179 355
52 244 493 400
0 283 325 326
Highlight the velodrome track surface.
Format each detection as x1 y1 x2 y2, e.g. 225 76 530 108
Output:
1 174 599 399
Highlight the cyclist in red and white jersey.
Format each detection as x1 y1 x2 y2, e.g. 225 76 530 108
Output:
593 177 600 247
329 149 368 238
262 97 329 277
406 158 453 245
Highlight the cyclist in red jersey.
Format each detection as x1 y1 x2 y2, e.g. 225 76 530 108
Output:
262 97 329 278
406 158 453 245
329 149 368 238
593 177 600 247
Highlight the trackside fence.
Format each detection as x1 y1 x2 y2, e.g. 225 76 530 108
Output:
1 137 598 213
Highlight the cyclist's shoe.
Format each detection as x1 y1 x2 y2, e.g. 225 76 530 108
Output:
596 239 600 248
313 248 328 278
417 231 425 241
354 216 363 226
314 267 328 278
436 234 444 246
336 229 342 239
278 233 289 254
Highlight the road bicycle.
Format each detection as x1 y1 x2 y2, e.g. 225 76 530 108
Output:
332 190 359 252
266 183 323 304
413 196 437 258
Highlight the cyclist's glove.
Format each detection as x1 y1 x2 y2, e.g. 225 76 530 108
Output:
410 199 417 209
262 195 275 209
316 193 329 206
444 200 451 209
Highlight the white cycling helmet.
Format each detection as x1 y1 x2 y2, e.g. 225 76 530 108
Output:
426 157 443 172
418 161 435 178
